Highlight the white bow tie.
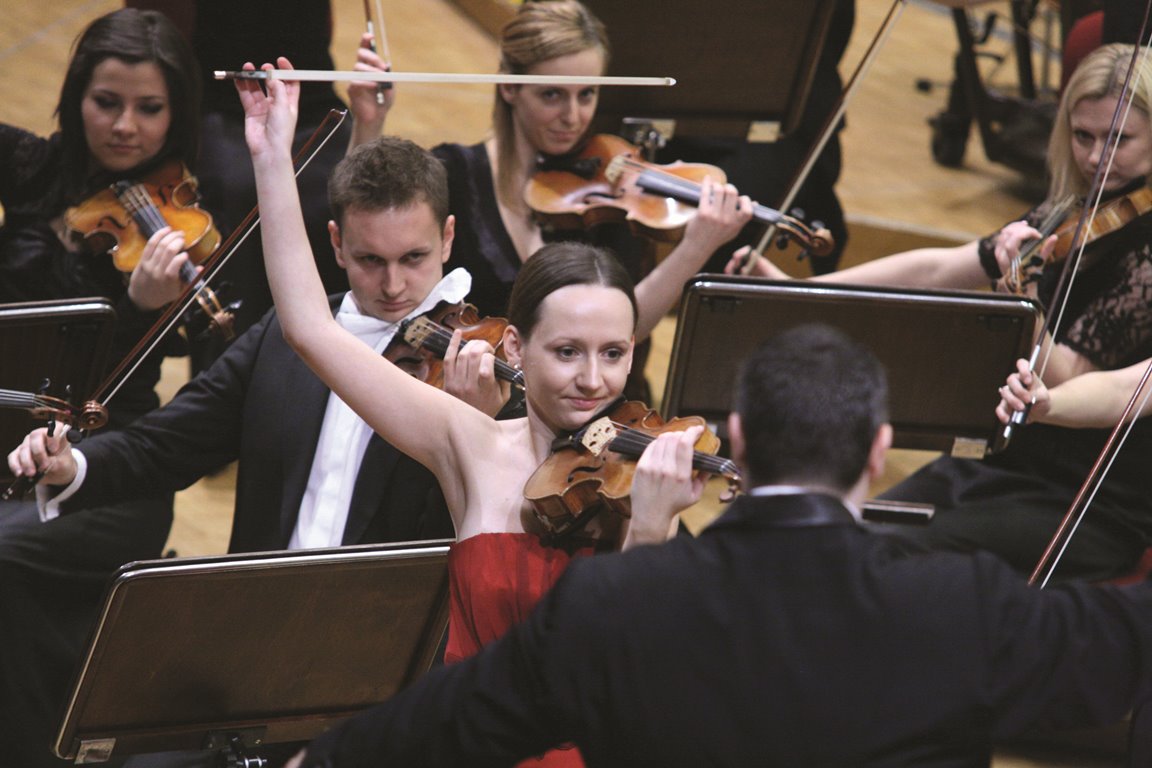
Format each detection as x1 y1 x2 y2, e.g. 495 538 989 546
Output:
335 268 473 352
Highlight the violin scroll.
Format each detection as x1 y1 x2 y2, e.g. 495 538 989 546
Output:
28 396 109 433
0 388 108 501
0 388 108 434
774 217 835 259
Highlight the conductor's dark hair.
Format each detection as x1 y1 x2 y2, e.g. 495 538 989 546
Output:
507 242 638 337
56 8 201 200
733 324 888 491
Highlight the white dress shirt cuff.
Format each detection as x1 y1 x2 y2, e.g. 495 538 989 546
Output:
36 449 88 522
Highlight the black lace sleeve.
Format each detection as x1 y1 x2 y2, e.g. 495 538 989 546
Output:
1056 234 1152 369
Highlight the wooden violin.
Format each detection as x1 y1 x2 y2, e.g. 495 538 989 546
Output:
523 400 740 537
0 388 108 434
63 159 238 339
999 185 1152 294
0 385 108 501
389 301 523 390
525 133 834 255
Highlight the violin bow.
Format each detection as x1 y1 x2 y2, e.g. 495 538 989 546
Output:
215 70 674 87
1029 357 1152 587
1023 16 1152 587
743 0 906 272
362 0 392 103
85 109 349 422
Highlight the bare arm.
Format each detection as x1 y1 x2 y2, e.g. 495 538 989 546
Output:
731 218 1058 294
633 177 752 341
827 241 989 288
238 60 492 505
999 356 1152 428
346 32 393 152
731 240 990 291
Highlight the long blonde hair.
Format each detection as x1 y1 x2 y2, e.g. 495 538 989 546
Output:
1048 43 1152 201
491 0 608 209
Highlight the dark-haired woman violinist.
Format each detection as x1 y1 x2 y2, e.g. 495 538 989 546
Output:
0 9 202 766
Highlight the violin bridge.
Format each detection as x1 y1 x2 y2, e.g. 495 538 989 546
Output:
402 316 436 348
578 418 617 455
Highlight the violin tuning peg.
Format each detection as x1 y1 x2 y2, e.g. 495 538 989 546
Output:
788 206 806 220
774 234 791 251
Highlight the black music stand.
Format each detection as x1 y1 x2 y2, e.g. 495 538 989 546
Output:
53 541 452 765
663 276 1042 457
584 0 837 142
0 298 116 484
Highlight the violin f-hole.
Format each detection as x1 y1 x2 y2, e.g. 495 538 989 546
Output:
567 460 607 484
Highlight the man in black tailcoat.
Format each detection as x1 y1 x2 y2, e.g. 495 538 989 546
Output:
290 324 1152 767
4 137 484 767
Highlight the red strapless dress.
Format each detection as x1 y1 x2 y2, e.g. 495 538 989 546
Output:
446 533 597 768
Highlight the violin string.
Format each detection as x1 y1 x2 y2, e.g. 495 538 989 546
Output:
121 184 157 236
0 390 39 407
615 158 714 201
604 421 738 476
416 323 452 355
119 183 209 290
611 156 799 233
138 188 168 236
414 321 522 384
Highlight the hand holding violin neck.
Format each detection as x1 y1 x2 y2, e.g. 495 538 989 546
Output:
999 187 1152 294
525 400 738 539
524 133 833 255
391 302 523 389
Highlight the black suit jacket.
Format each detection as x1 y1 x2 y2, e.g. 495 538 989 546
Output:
303 493 1152 767
67 298 453 552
